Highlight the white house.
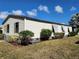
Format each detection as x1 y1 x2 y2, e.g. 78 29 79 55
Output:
2 15 72 39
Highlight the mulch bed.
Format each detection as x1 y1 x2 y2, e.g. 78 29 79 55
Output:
75 41 79 44
10 42 22 48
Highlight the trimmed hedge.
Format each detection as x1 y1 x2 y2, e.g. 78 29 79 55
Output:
19 30 34 37
40 29 52 40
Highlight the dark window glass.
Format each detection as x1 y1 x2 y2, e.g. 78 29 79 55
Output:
7 24 9 33
14 22 19 33
61 27 64 32
52 26 55 33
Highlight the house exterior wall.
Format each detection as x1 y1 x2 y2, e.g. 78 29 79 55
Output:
62 25 69 36
24 19 54 38
52 24 63 33
3 18 24 35
2 17 72 38
68 26 72 32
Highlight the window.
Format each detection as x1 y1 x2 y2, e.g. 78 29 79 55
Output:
61 26 64 32
14 22 19 33
7 24 9 33
68 28 70 33
52 26 55 33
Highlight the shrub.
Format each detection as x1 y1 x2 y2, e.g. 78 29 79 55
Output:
40 29 52 40
54 32 64 39
19 30 34 37
6 35 19 43
69 32 77 36
19 30 34 45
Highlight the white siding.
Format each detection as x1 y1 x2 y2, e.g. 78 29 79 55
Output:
2 17 72 38
24 19 54 38
68 26 72 32
3 18 24 35
62 26 69 36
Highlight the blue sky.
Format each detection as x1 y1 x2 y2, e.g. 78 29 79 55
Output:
0 0 79 25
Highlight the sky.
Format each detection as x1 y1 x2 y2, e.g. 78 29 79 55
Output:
0 0 79 25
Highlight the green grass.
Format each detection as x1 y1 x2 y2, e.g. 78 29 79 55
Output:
0 35 79 59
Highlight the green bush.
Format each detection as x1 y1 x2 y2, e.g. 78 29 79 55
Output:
6 35 19 43
19 30 34 45
40 29 52 40
19 30 34 37
54 32 64 39
69 32 77 36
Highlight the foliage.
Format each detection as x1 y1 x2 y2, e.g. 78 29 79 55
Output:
6 35 19 43
69 13 79 27
40 29 52 40
69 13 79 32
54 32 64 38
19 30 34 37
19 30 34 45
68 32 77 36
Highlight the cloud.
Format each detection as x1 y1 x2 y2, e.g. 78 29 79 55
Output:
12 10 24 15
70 6 76 11
38 5 50 13
55 5 63 13
26 5 50 17
0 11 10 19
26 9 37 17
0 10 24 19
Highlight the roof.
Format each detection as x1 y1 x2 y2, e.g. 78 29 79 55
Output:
2 15 70 26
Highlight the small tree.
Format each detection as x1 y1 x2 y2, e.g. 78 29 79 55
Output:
69 13 79 32
40 29 52 40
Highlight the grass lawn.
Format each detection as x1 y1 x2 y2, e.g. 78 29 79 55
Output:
0 35 79 59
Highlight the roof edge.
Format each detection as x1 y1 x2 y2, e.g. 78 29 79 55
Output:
2 15 70 26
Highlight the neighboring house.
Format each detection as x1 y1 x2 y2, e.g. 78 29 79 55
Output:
2 15 72 39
